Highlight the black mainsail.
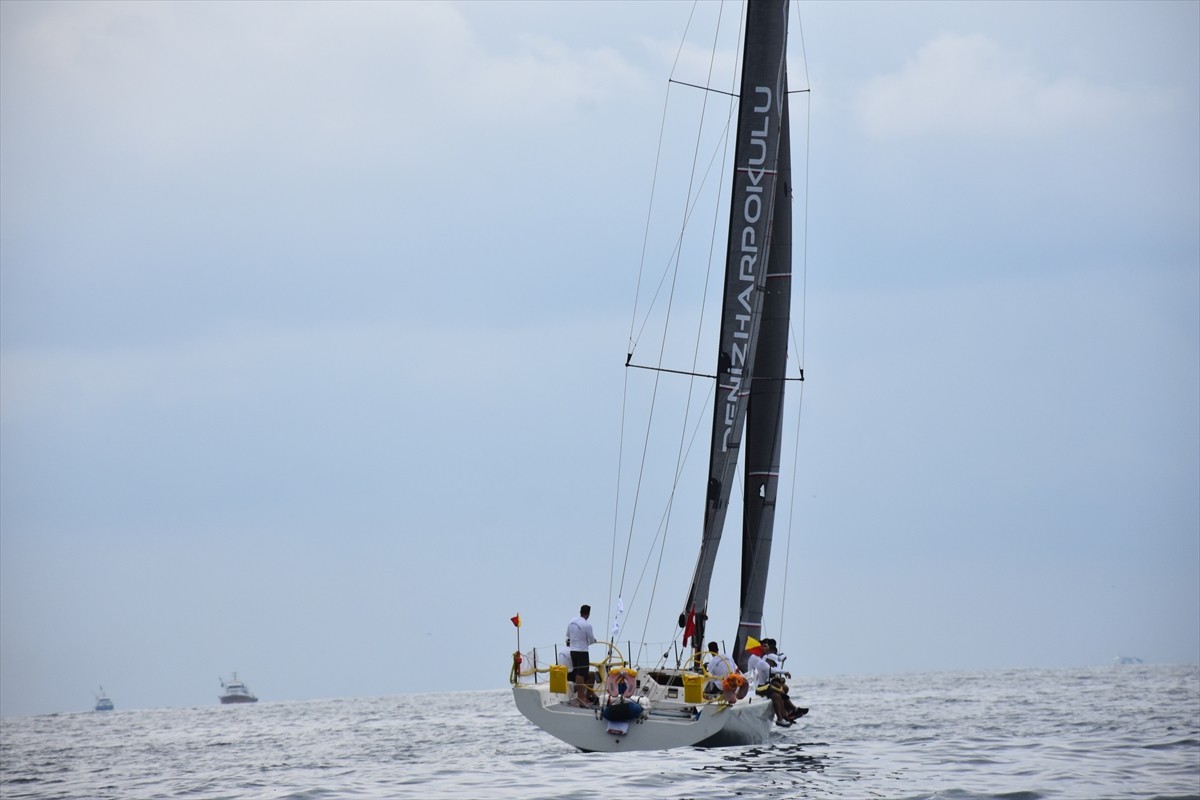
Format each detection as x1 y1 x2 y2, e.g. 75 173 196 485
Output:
681 0 792 661
735 76 792 666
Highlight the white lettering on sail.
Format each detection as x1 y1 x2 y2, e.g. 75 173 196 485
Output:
753 86 772 114
734 313 750 338
741 226 757 251
731 341 747 368
737 285 754 312
744 194 761 224
739 253 757 281
723 368 742 450
719 84 775 454
749 138 767 167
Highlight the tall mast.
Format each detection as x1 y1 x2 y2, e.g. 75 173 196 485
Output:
734 76 792 667
681 0 790 652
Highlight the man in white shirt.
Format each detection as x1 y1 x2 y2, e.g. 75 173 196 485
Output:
748 639 798 726
762 638 807 723
746 642 771 687
705 641 736 679
705 641 747 702
763 638 787 673
566 604 597 707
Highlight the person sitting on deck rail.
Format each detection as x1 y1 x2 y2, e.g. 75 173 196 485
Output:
747 639 797 726
760 638 808 724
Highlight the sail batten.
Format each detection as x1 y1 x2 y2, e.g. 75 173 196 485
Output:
682 0 791 651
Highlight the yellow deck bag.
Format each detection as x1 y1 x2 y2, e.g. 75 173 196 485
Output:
682 672 704 704
549 664 568 694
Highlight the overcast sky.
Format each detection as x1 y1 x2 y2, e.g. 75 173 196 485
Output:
1 0 1197 718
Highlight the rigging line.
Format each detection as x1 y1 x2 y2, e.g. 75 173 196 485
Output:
626 382 714 658
672 0 747 653
794 94 812 375
628 3 744 360
617 184 694 605
627 0 700 356
678 6 742 609
627 1 703 360
779 44 814 638
628 70 740 357
616 1 703 607
680 0 735 401
618 115 726 603
634 0 732 652
669 0 729 502
628 108 737 358
793 0 813 97
616 348 669 606
670 1 702 78
798 81 812 373
668 4 743 649
608 361 633 634
629 362 803 381
627 363 716 380
779 381 805 640
622 392 711 634
633 1 744 657
681 0 742 440
667 78 738 99
782 42 813 405
627 81 680 359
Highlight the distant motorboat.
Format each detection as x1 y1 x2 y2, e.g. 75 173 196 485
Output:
94 686 113 712
1114 655 1144 665
219 673 258 704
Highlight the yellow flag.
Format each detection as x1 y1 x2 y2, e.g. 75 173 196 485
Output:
745 635 761 650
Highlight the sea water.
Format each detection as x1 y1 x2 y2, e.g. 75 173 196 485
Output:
1 664 1197 799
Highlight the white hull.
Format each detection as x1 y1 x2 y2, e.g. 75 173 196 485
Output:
511 680 774 752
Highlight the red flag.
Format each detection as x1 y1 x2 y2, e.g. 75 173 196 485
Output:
682 607 696 646
510 614 521 628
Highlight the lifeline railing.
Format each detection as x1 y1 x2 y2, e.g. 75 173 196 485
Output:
509 641 752 709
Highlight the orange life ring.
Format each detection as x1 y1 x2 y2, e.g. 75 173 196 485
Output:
606 667 637 699
722 673 748 692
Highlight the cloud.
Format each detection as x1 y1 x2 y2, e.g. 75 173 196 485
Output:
0 2 645 174
0 320 501 422
854 33 1163 138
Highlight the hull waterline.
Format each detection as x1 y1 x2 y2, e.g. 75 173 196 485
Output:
512 683 773 752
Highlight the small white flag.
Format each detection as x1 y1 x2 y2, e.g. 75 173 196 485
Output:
610 596 625 639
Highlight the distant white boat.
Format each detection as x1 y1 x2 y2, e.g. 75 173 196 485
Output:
219 673 258 704
1114 655 1144 665
94 686 113 712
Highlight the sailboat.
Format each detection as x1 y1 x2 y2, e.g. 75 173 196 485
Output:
511 0 802 752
